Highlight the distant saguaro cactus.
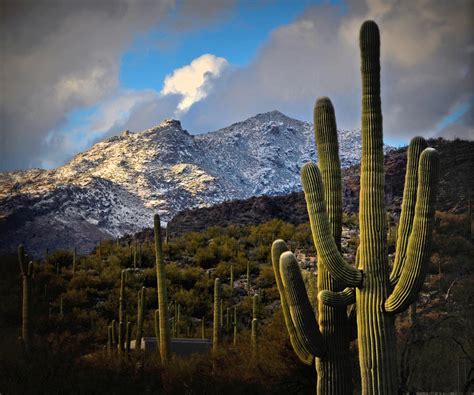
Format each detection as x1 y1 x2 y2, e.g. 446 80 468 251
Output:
246 261 250 294
233 306 237 346
72 247 77 276
18 245 32 352
272 20 439 394
118 270 126 352
251 318 258 359
125 322 132 353
154 214 171 362
136 287 145 349
213 278 222 353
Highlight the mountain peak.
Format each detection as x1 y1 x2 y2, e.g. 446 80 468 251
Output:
159 118 182 129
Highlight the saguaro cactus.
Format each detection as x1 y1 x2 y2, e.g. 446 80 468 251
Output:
118 270 126 352
154 214 171 362
18 245 32 352
136 287 145 349
251 318 258 358
232 306 237 346
72 247 77 276
213 278 222 352
273 21 439 394
126 322 132 353
246 261 250 294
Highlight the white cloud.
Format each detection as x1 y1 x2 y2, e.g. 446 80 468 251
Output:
161 54 229 113
87 90 159 135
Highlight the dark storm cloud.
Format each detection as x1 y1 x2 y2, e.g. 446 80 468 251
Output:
0 0 238 171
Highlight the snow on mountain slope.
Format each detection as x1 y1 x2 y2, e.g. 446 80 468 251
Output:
0 112 392 255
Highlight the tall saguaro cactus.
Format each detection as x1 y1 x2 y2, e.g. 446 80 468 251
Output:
213 278 222 353
136 287 145 349
154 214 171 362
118 270 126 352
273 20 439 394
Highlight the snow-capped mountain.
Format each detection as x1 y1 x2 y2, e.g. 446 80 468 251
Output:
0 111 392 255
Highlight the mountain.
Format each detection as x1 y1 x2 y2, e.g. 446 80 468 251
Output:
166 139 473 237
0 111 393 255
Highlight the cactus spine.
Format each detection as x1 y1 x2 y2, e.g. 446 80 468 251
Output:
18 245 31 352
154 214 171 362
136 287 145 349
213 278 222 353
274 20 439 394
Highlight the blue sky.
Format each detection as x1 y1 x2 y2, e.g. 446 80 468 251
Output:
1 0 472 171
120 1 329 90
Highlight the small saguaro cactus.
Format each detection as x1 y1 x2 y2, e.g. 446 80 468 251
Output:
213 278 222 353
226 307 230 334
177 304 181 337
118 270 126 352
273 20 439 394
125 322 132 353
201 317 205 340
252 293 259 320
246 261 250 294
251 318 258 358
233 306 237 346
72 247 77 275
154 214 171 362
136 287 145 349
18 245 32 352
111 320 117 349
107 326 113 355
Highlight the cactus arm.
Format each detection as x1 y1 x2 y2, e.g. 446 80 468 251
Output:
318 287 355 307
390 137 428 287
154 214 171 361
280 251 327 358
271 240 315 365
384 148 439 314
301 163 363 287
314 97 343 249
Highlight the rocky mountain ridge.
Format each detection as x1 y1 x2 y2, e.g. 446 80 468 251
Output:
1 111 392 255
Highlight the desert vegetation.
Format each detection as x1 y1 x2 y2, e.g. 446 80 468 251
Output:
0 211 472 393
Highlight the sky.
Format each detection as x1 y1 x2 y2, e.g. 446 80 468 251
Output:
1 0 473 171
